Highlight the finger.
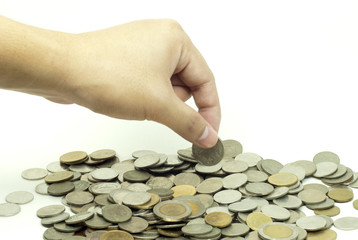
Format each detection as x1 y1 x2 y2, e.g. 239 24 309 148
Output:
156 97 218 148
173 85 191 102
175 40 221 132
45 96 73 104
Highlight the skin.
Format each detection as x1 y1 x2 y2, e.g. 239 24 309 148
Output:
0 17 220 148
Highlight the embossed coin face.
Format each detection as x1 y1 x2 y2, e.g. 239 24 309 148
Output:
65 191 94 206
60 151 88 165
37 205 65 218
100 230 134 240
22 168 48 180
259 223 298 240
306 229 337 240
102 204 132 223
268 172 298 187
192 139 224 166
246 212 273 231
327 188 354 203
118 216 148 233
204 212 232 228
296 216 327 231
45 171 74 183
153 200 192 222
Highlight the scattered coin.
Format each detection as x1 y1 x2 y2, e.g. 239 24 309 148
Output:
246 212 272 231
235 152 262 167
258 222 298 240
100 230 134 240
153 200 192 222
268 172 298 187
314 206 340 217
65 191 94 206
122 191 152 206
296 215 327 231
21 168 48 180
222 173 248 189
205 211 232 228
60 151 88 165
41 212 70 225
102 204 132 223
0 203 21 217
213 189 242 204
334 216 358 230
45 171 74 183
118 216 149 233
65 211 94 224
181 223 213 235
328 188 354 203
5 191 34 204
306 229 337 240
47 181 75 196
91 168 119 181
90 149 116 161
298 189 326 204
261 204 291 221
222 160 249 173
192 138 224 166
313 151 340 164
228 200 258 213
313 162 338 178
37 205 65 218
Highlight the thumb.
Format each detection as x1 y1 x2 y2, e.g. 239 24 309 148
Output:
157 98 219 148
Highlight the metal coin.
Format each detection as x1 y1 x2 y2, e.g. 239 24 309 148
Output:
134 154 160 168
313 151 340 164
47 161 68 173
273 195 302 209
100 230 134 240
66 211 94 224
303 183 329 194
118 216 149 233
258 222 298 240
306 229 337 240
123 170 152 182
35 182 49 195
125 182 151 192
221 223 250 237
245 170 268 183
264 187 289 200
164 154 184 166
85 214 111 229
111 159 135 182
133 193 160 210
296 216 326 231
94 194 111 206
91 168 119 181
222 139 243 158
41 212 70 225
314 206 340 217
45 171 74 183
195 162 222 174
5 191 34 204
21 168 48 180
222 161 249 175
322 167 353 185
89 182 121 195
245 182 274 196
334 216 358 230
228 200 258 213
132 150 157 158
353 199 358 210
324 164 347 179
313 162 338 178
73 180 90 192
171 184 196 198
69 164 95 174
192 138 224 166
246 212 273 231
122 191 152 206
43 227 74 240
222 173 248 189
290 160 317 177
213 190 242 204
60 151 88 165
37 205 65 218
0 203 21 217
102 204 132 223
173 172 202 187
327 188 354 202
235 152 262 167
205 212 232 228
90 149 116 160
261 204 291 221
48 181 75 196
279 165 306 181
147 188 174 199
260 159 283 175
298 189 326 204
153 200 192 222
181 223 213 235
268 173 298 187
196 177 223 194
146 176 173 189
196 194 214 210
66 191 94 206
53 222 83 233
306 198 335 210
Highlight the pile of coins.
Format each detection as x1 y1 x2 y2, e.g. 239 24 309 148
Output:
6 139 358 239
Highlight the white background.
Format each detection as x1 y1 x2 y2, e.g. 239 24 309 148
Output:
0 0 358 238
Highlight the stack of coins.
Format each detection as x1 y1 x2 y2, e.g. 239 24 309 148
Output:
14 141 358 239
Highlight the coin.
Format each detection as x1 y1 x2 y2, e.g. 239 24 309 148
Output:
334 217 358 230
35 182 49 195
60 151 88 165
182 223 213 235
246 212 272 231
290 160 317 177
53 222 83 233
213 189 242 204
264 187 289 200
134 154 160 168
273 195 302 209
306 198 335 210
313 162 338 178
192 138 224 166
314 206 340 217
153 200 192 222
45 171 74 183
69 164 95 174
268 172 298 187
222 173 248 189
94 194 111 206
43 227 74 240
41 212 70 225
90 149 116 160
5 191 34 204
222 160 249 174
261 204 291 221
0 203 21 217
174 172 202 187
303 183 329 194
196 177 223 194
118 216 149 233
306 229 337 240
298 189 326 204
123 170 152 182
99 230 134 240
122 191 152 206
246 170 268 182
146 176 173 189
21 168 48 180
47 161 68 173
258 222 298 240
222 139 243 158
228 200 258 213
102 204 132 223
353 199 358 210
37 205 65 218
327 188 354 202
91 168 119 181
47 181 75 196
65 211 94 224
260 159 283 175
296 216 327 231
279 165 306 181
85 214 111 229
322 168 354 184
170 184 196 198
195 162 222 174
245 182 274 196
65 191 94 206
132 150 157 158
89 182 121 195
313 151 340 164
205 211 232 228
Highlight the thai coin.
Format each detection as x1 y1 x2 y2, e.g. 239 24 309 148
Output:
222 160 249 174
146 176 173 189
118 216 149 233
235 152 262 167
246 212 272 231
313 162 338 178
261 204 291 221
205 212 232 228
273 195 302 209
0 203 21 217
192 139 224 166
153 200 192 222
222 173 248 189
21 168 48 180
60 151 88 165
196 178 223 194
228 200 257 213
65 191 94 206
45 171 74 183
123 170 152 182
102 204 132 223
260 159 283 175
46 161 68 173
91 168 119 181
290 160 317 177
296 216 327 231
313 151 340 164
213 190 242 204
134 154 160 168
41 212 70 225
5 191 34 204
90 149 116 161
298 189 326 204
122 191 152 206
258 222 298 240
268 173 298 187
47 181 75 196
35 182 49 195
89 182 121 195
334 217 358 230
173 172 202 187
65 211 94 225
181 223 213 236
37 205 65 218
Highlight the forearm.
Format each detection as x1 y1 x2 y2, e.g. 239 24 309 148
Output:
0 16 73 98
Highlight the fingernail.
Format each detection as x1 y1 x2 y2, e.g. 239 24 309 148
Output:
196 125 218 148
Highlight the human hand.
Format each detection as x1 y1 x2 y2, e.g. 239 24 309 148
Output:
60 19 221 148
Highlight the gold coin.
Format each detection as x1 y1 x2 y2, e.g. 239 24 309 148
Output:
328 188 354 203
60 151 88 165
100 230 134 240
133 193 160 209
306 229 337 240
314 206 340 217
171 185 196 198
185 201 201 216
205 212 232 228
45 171 74 183
268 173 298 187
157 228 183 237
353 199 358 210
246 212 273 231
263 224 293 238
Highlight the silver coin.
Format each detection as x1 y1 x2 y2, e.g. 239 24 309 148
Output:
21 168 48 180
53 222 83 233
192 139 224 166
290 160 317 177
118 216 149 233
165 154 184 166
206 206 234 216
258 223 298 240
89 182 121 195
245 182 274 196
43 227 74 239
196 194 214 210
222 139 243 158
195 162 222 174
234 152 262 167
191 227 221 239
46 161 68 173
260 159 283 175
0 203 21 217
6 191 34 204
213 190 242 204
41 212 70 225
37 205 66 218
102 204 132 223
245 170 268 182
181 223 213 236
36 182 49 195
261 204 291 221
196 177 223 194
126 183 151 192
264 187 289 200
150 154 168 168
222 160 249 173
221 223 250 237
324 164 347 179
313 151 340 164
90 149 116 160
279 165 306 181
65 211 94 225
320 215 334 229
273 195 302 209
69 164 95 173
132 150 157 158
111 159 135 182
296 215 327 231
303 183 329 194
65 191 94 206
122 191 152 206
91 168 119 181
242 196 269 209
228 200 258 213
134 154 160 168
313 162 338 178
334 217 358 230
174 172 202 187
222 173 247 189
146 176 173 189
305 197 335 210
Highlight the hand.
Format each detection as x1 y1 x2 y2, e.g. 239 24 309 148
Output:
63 19 221 147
